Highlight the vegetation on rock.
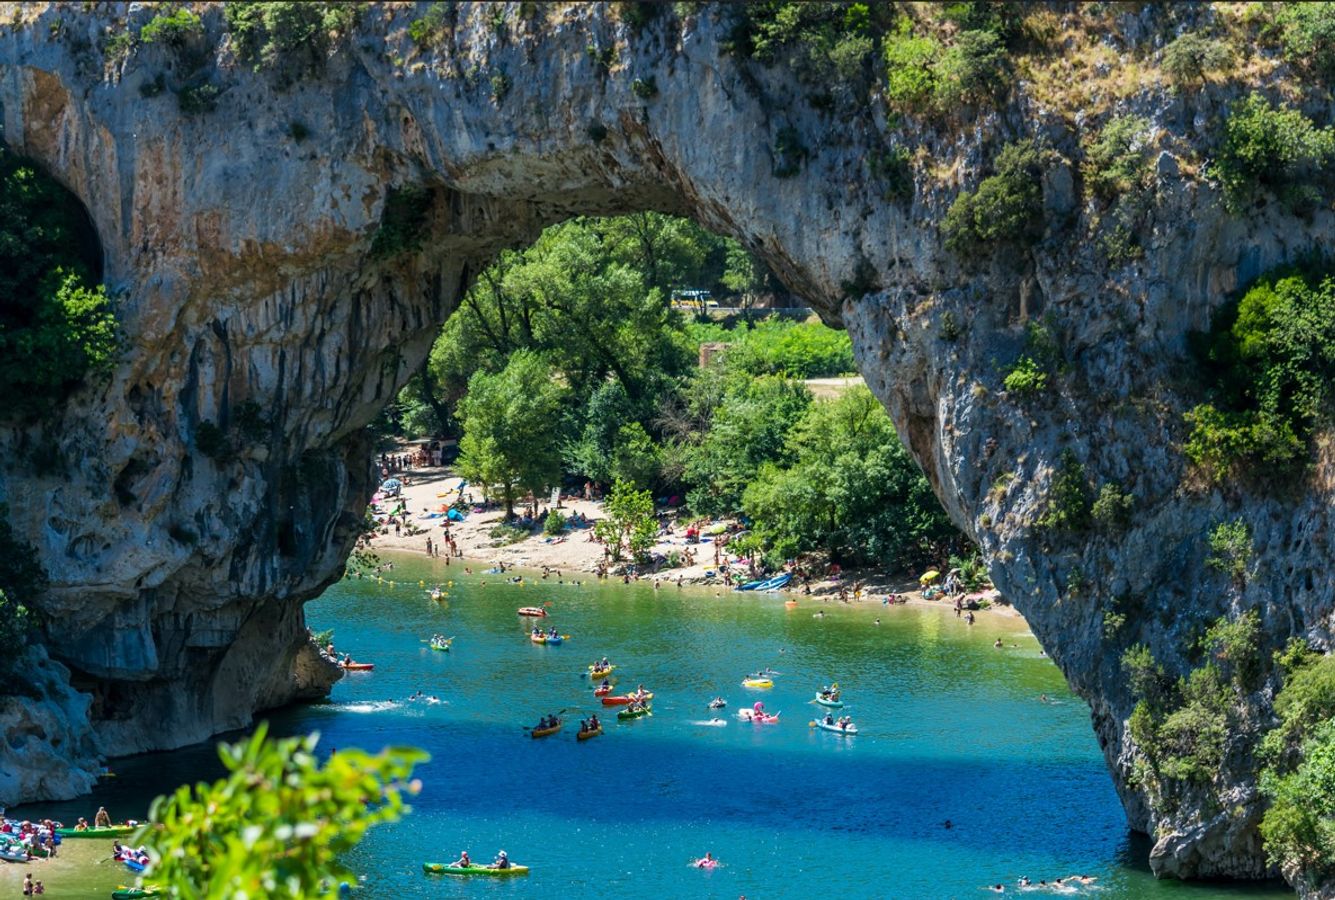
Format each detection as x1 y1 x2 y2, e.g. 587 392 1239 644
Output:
0 150 118 420
943 139 1046 254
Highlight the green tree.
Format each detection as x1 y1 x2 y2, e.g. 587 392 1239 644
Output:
0 150 118 418
1083 115 1152 200
883 19 940 109
741 386 961 569
1213 93 1334 212
140 723 425 897
943 139 1046 253
1161 32 1233 87
594 478 657 562
1207 519 1252 587
1276 3 1335 81
455 351 568 516
932 29 1008 108
609 421 663 490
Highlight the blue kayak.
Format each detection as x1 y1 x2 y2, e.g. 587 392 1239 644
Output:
736 573 792 592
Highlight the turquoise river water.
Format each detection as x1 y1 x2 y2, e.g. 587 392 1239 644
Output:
18 554 1291 898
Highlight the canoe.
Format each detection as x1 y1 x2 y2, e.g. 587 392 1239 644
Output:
593 685 612 696
112 889 160 900
57 825 137 838
815 720 858 735
576 726 603 741
602 692 653 706
123 858 148 873
517 607 547 617
546 634 564 645
741 678 773 688
814 693 844 708
429 642 450 652
530 721 562 738
423 862 529 876
588 665 615 679
617 705 651 720
340 662 374 671
530 633 547 644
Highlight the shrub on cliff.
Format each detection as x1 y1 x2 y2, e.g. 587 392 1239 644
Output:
1213 93 1335 214
1083 115 1152 200
225 1 359 84
1184 267 1335 480
0 150 119 419
1276 3 1335 82
139 7 203 47
1161 32 1232 88
942 139 1046 254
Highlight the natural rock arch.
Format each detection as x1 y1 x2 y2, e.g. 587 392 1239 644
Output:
2 3 1332 888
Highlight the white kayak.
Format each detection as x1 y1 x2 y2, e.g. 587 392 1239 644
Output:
815 720 858 735
691 719 728 727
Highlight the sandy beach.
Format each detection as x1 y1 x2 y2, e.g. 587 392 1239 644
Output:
361 463 1026 621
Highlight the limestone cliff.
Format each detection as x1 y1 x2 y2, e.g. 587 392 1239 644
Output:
0 2 1329 892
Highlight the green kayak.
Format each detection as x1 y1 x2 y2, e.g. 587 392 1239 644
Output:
617 705 651 720
111 889 160 900
423 862 529 876
58 825 137 838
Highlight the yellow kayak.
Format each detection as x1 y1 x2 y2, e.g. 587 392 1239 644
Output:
530 720 563 738
530 633 547 644
589 665 616 679
742 678 773 688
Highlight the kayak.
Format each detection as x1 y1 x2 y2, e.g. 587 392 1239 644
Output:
814 693 844 708
423 862 529 876
815 720 858 735
530 720 563 738
593 685 613 696
589 665 615 679
737 709 780 724
601 692 653 707
0 845 26 862
576 726 603 741
530 633 547 644
57 825 138 838
517 607 547 617
429 641 450 652
123 858 148 873
617 705 652 720
741 678 773 688
340 662 374 671
112 888 160 900
708 699 727 709
546 633 564 645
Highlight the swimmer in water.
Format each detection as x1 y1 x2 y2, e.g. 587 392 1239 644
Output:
1040 694 1050 703
994 638 1003 648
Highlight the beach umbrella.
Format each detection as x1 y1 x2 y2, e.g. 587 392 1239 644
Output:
919 570 940 584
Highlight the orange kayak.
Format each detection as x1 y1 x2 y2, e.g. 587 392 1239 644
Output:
530 721 562 738
576 726 603 741
340 662 374 671
593 685 612 696
602 693 653 707
517 607 548 617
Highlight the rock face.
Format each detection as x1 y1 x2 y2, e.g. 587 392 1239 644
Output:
0 2 1329 889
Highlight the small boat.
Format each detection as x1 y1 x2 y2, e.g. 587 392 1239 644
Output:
741 678 773 689
815 719 858 735
429 640 451 652
546 633 564 645
588 665 615 679
517 607 548 617
340 661 374 671
56 825 138 838
735 573 793 592
0 844 26 863
602 692 653 707
423 862 530 876
593 684 613 696
814 693 844 708
122 858 148 873
577 726 603 741
617 705 651 720
530 719 563 738
530 633 547 644
737 709 780 724
112 888 161 900
707 698 727 709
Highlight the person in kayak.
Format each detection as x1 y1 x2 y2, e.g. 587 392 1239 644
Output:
450 850 471 868
94 807 111 827
73 818 89 831
491 850 510 870
589 713 600 730
599 677 611 689
824 713 835 725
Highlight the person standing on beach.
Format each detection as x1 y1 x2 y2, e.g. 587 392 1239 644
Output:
425 537 433 557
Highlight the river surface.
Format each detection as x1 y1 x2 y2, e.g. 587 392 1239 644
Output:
17 554 1291 898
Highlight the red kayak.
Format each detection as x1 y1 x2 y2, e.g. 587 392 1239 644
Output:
602 692 653 707
593 685 613 696
517 607 548 617
340 662 374 671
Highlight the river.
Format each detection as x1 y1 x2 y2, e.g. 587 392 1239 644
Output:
14 553 1290 897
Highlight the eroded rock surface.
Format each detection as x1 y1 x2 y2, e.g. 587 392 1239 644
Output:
0 3 1328 890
